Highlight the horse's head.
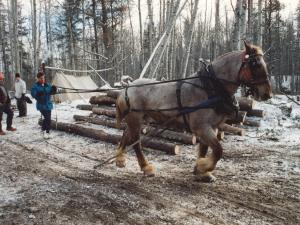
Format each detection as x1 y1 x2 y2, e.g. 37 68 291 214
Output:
239 42 272 101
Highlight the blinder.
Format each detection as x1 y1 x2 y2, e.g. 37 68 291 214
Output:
239 53 270 86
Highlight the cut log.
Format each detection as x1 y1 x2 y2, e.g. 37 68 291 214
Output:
75 115 197 145
217 131 225 140
39 120 180 155
237 97 256 111
89 95 116 105
74 114 126 130
243 117 260 127
106 90 121 99
226 111 247 124
247 109 265 117
76 104 95 111
219 123 245 136
92 108 116 118
142 126 198 145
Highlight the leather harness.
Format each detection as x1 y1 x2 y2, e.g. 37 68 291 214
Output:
123 51 269 132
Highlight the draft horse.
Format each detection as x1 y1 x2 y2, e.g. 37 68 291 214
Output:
115 42 272 182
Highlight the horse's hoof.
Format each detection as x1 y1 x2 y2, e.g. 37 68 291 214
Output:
142 164 155 177
116 158 126 168
195 173 216 183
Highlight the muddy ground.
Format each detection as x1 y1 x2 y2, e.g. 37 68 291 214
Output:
0 119 299 225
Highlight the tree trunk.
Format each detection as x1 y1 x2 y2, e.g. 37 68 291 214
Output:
257 0 263 46
232 0 242 50
239 0 247 50
31 0 38 77
182 0 200 78
92 0 101 70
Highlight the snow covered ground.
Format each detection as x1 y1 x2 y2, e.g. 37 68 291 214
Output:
0 95 299 225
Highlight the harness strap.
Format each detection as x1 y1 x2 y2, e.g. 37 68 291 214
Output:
123 87 131 116
176 81 191 132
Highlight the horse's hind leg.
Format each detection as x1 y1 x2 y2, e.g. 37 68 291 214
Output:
116 128 130 168
197 142 209 158
133 135 155 177
116 113 155 176
194 127 223 182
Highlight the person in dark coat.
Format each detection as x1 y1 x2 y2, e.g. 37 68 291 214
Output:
0 72 17 135
31 72 57 138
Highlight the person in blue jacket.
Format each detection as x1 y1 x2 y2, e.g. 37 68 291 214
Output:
31 72 57 138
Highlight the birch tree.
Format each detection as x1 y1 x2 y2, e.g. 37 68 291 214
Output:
232 0 242 50
182 0 200 78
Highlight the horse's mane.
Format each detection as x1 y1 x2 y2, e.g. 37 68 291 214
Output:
215 44 263 60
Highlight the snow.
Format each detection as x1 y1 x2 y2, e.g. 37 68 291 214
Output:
0 94 299 224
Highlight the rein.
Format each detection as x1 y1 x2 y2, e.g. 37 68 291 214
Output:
54 73 240 94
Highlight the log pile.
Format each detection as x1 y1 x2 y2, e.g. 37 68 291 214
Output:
49 93 267 155
38 119 180 155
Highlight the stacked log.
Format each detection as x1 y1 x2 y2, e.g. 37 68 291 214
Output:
92 107 116 118
39 119 180 155
89 95 116 105
70 95 266 151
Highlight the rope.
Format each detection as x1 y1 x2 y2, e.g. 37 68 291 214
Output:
278 90 300 106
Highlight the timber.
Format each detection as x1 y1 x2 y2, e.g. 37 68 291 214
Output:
217 131 225 140
247 109 265 117
76 104 95 111
237 97 256 111
106 90 121 99
141 126 197 145
219 123 245 136
243 117 260 127
75 115 197 145
226 111 247 124
92 107 116 118
89 95 116 105
74 114 126 129
38 119 180 155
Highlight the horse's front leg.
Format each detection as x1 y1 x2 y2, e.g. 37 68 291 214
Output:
194 127 223 182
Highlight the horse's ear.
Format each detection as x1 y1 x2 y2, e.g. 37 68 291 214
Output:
244 40 252 54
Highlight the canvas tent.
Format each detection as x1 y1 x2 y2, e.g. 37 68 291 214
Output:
52 73 99 102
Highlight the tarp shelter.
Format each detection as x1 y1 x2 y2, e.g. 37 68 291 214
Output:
52 73 98 102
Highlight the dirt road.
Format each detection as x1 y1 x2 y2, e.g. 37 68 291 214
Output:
1 125 299 225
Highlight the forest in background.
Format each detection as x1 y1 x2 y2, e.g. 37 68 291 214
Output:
0 0 299 94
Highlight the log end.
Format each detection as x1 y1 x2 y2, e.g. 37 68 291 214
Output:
173 145 181 155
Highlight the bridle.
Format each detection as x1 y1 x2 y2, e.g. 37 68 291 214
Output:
238 52 271 86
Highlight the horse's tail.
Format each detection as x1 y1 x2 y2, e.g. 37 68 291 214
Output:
116 96 126 129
